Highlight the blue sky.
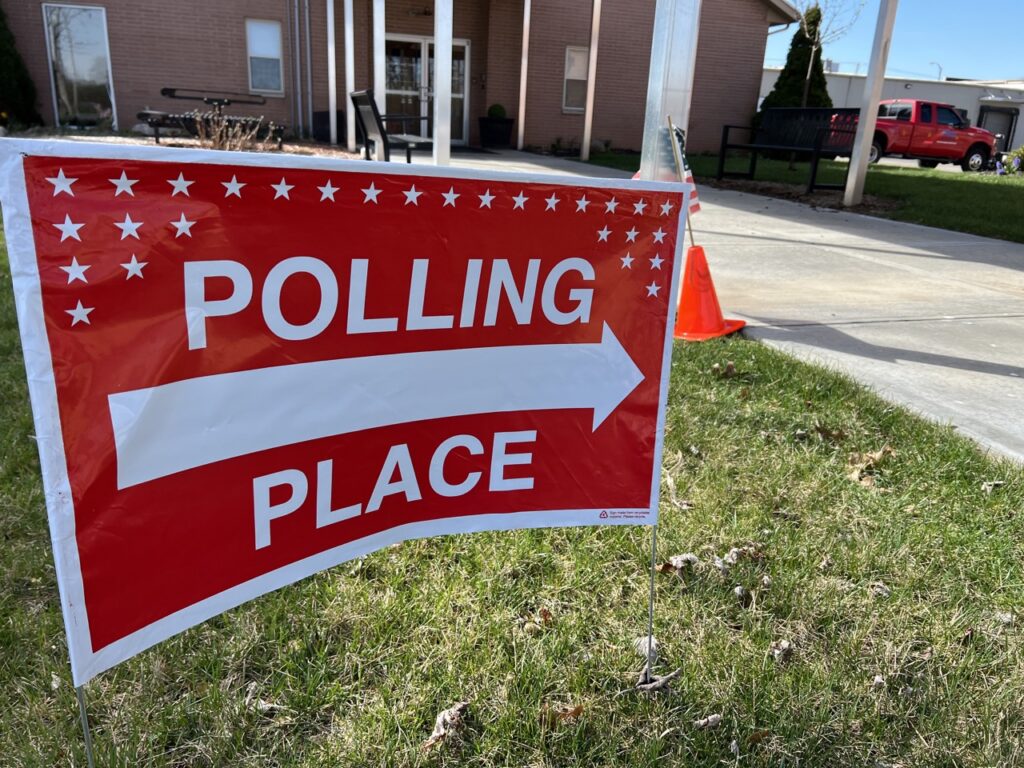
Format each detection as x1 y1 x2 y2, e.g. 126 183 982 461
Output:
764 0 1024 81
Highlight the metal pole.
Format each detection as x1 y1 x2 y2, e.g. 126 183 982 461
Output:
327 0 338 145
579 0 602 162
293 0 304 138
343 0 356 150
843 0 899 207
372 0 386 114
304 0 313 135
516 0 531 151
645 524 658 675
76 685 96 768
639 0 703 181
432 0 453 165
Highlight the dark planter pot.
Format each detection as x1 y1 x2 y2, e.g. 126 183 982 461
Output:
478 116 515 148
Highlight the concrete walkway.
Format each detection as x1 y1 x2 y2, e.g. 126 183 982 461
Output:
425 150 1024 462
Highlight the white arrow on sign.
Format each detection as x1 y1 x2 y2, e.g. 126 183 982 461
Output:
108 322 644 489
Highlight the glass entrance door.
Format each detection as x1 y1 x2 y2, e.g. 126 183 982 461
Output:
384 36 469 144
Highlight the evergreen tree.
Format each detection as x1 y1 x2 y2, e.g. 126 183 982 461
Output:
760 6 832 111
0 5 42 126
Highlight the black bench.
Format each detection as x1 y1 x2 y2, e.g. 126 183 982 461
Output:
350 89 431 163
137 88 286 149
718 107 860 193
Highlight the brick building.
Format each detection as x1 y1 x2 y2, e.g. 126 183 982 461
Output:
3 0 797 153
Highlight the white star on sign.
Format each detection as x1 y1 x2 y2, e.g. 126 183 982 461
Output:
653 227 667 243
362 182 381 204
605 197 619 213
478 189 495 208
115 214 143 240
46 168 77 197
109 171 139 197
54 214 84 242
625 227 639 243
121 254 147 279
575 195 590 212
633 199 648 215
168 172 194 197
403 185 423 205
660 200 674 216
512 191 529 210
650 254 664 270
271 178 294 199
544 194 560 211
442 187 459 207
66 300 93 326
59 256 90 284
620 253 634 269
646 281 661 297
318 180 338 201
597 226 610 242
171 212 195 238
222 175 246 198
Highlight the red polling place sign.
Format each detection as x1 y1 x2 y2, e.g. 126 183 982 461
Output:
0 140 687 684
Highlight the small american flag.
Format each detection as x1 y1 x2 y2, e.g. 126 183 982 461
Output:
672 126 701 215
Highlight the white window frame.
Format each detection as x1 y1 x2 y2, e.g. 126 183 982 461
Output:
562 46 589 114
41 3 119 130
245 18 284 96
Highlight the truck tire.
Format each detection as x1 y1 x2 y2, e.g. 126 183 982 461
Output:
868 141 883 164
918 159 939 169
961 145 989 172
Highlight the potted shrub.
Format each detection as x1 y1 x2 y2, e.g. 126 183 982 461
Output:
478 104 515 148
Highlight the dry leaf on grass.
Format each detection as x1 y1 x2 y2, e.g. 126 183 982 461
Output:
848 445 895 487
870 582 891 599
540 703 583 727
693 713 723 730
423 701 469 751
636 667 681 692
711 361 737 379
770 639 793 663
814 424 847 443
747 729 771 746
538 607 554 626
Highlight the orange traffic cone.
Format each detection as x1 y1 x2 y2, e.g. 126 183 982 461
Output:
673 246 745 341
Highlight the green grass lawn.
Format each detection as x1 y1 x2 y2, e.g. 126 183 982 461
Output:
589 150 1024 244
3 225 1024 766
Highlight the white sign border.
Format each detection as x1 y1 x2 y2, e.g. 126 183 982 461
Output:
0 138 688 685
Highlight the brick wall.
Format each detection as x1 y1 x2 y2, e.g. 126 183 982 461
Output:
689 0 776 152
1 0 299 131
2 0 789 153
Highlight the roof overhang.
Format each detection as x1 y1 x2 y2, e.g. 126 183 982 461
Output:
762 0 801 25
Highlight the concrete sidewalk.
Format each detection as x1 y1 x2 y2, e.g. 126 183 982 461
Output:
697 188 1024 462
430 150 1024 462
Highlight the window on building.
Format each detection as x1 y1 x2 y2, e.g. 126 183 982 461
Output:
563 47 589 113
246 19 283 94
43 4 117 129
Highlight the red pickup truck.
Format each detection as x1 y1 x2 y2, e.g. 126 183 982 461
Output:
869 99 999 172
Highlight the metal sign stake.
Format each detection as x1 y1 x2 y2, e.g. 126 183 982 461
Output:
75 685 96 768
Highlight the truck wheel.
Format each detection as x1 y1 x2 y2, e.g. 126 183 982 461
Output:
868 142 882 164
961 146 989 172
918 160 939 169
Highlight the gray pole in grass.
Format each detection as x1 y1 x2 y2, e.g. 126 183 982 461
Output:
637 0 703 677
844 0 900 207
76 685 95 768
